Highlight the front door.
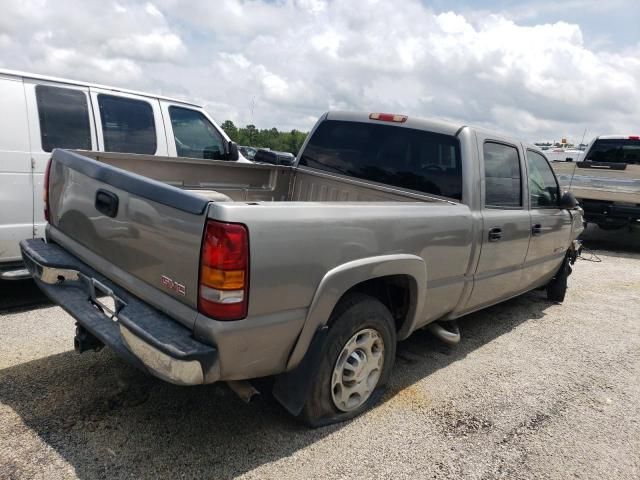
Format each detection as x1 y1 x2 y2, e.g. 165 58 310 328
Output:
523 149 573 288
466 138 531 311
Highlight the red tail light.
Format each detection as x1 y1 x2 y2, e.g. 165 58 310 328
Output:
43 157 52 222
198 220 249 320
629 136 640 140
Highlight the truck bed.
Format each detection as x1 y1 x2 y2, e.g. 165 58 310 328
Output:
47 150 465 336
81 151 443 203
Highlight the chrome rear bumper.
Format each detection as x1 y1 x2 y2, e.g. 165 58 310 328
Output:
20 238 219 386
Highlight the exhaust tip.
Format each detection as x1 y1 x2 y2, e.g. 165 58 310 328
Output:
427 321 461 345
227 380 260 403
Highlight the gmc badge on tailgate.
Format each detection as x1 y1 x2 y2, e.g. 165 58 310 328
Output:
160 275 186 296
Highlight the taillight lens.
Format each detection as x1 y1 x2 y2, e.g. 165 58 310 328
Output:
43 157 52 222
198 220 249 320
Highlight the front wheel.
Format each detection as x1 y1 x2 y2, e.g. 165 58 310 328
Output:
301 293 396 427
547 257 571 303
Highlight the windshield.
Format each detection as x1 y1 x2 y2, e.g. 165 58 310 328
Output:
585 139 640 164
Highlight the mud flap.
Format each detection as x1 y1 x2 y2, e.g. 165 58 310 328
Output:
272 326 329 416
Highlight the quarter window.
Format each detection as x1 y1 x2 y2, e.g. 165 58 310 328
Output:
527 150 560 208
36 85 91 152
483 142 522 208
168 107 226 160
98 94 156 154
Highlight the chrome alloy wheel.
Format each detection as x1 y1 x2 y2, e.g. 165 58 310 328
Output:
331 328 385 412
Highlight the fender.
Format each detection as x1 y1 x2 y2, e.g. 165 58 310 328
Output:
285 254 427 371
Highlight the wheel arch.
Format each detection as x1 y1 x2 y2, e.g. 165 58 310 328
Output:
285 254 426 370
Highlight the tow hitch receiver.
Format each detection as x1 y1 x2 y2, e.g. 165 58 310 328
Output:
74 324 104 353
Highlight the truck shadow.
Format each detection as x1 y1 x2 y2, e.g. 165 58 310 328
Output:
0 279 52 314
0 290 553 479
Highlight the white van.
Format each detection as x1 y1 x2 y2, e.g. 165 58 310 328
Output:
0 69 248 279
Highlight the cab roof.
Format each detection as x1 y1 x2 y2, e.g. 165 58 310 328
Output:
325 111 464 137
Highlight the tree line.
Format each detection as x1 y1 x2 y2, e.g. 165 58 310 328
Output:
220 120 308 155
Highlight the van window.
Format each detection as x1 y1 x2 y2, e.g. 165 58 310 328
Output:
585 138 640 164
36 85 91 152
527 150 559 208
98 94 156 154
168 106 225 159
483 142 522 208
299 120 462 199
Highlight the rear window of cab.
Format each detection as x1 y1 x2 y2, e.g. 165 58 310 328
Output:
299 120 462 200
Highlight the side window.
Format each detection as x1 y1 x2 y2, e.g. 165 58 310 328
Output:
98 94 156 154
527 150 560 208
168 106 225 160
36 85 91 152
483 142 522 208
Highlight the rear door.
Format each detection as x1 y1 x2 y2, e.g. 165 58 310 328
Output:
523 149 572 288
466 135 531 310
23 79 97 240
89 88 168 156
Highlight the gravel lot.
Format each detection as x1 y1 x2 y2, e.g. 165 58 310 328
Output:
1 226 639 479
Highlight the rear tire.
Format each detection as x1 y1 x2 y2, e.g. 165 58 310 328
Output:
301 293 396 427
547 257 571 303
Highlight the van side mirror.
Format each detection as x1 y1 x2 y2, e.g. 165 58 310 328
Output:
559 191 578 209
228 141 239 161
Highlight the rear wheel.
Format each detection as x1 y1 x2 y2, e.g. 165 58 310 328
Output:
301 293 396 427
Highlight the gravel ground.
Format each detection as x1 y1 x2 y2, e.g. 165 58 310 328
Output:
0 226 639 479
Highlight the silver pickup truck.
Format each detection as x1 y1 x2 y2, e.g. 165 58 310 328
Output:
21 111 583 426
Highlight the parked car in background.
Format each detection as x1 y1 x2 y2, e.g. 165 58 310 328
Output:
22 111 582 426
552 135 640 229
0 69 248 279
545 148 583 163
253 148 296 165
239 145 258 160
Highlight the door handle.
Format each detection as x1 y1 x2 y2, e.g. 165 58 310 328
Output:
488 227 502 242
532 224 543 236
95 189 119 218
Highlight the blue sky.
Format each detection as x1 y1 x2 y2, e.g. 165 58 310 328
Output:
428 0 639 48
0 0 638 142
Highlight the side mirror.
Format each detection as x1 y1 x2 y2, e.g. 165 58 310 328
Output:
227 141 239 161
565 157 573 162
559 191 578 209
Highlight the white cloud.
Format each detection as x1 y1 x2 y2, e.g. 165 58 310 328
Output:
105 32 186 62
0 0 637 142
0 33 11 48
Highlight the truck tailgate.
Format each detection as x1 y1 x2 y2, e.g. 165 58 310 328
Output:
553 161 640 203
47 149 209 323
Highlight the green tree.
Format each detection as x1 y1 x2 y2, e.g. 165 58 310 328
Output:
220 120 238 140
220 121 308 155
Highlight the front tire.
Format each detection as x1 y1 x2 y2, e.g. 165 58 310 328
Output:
547 257 571 303
301 293 396 427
